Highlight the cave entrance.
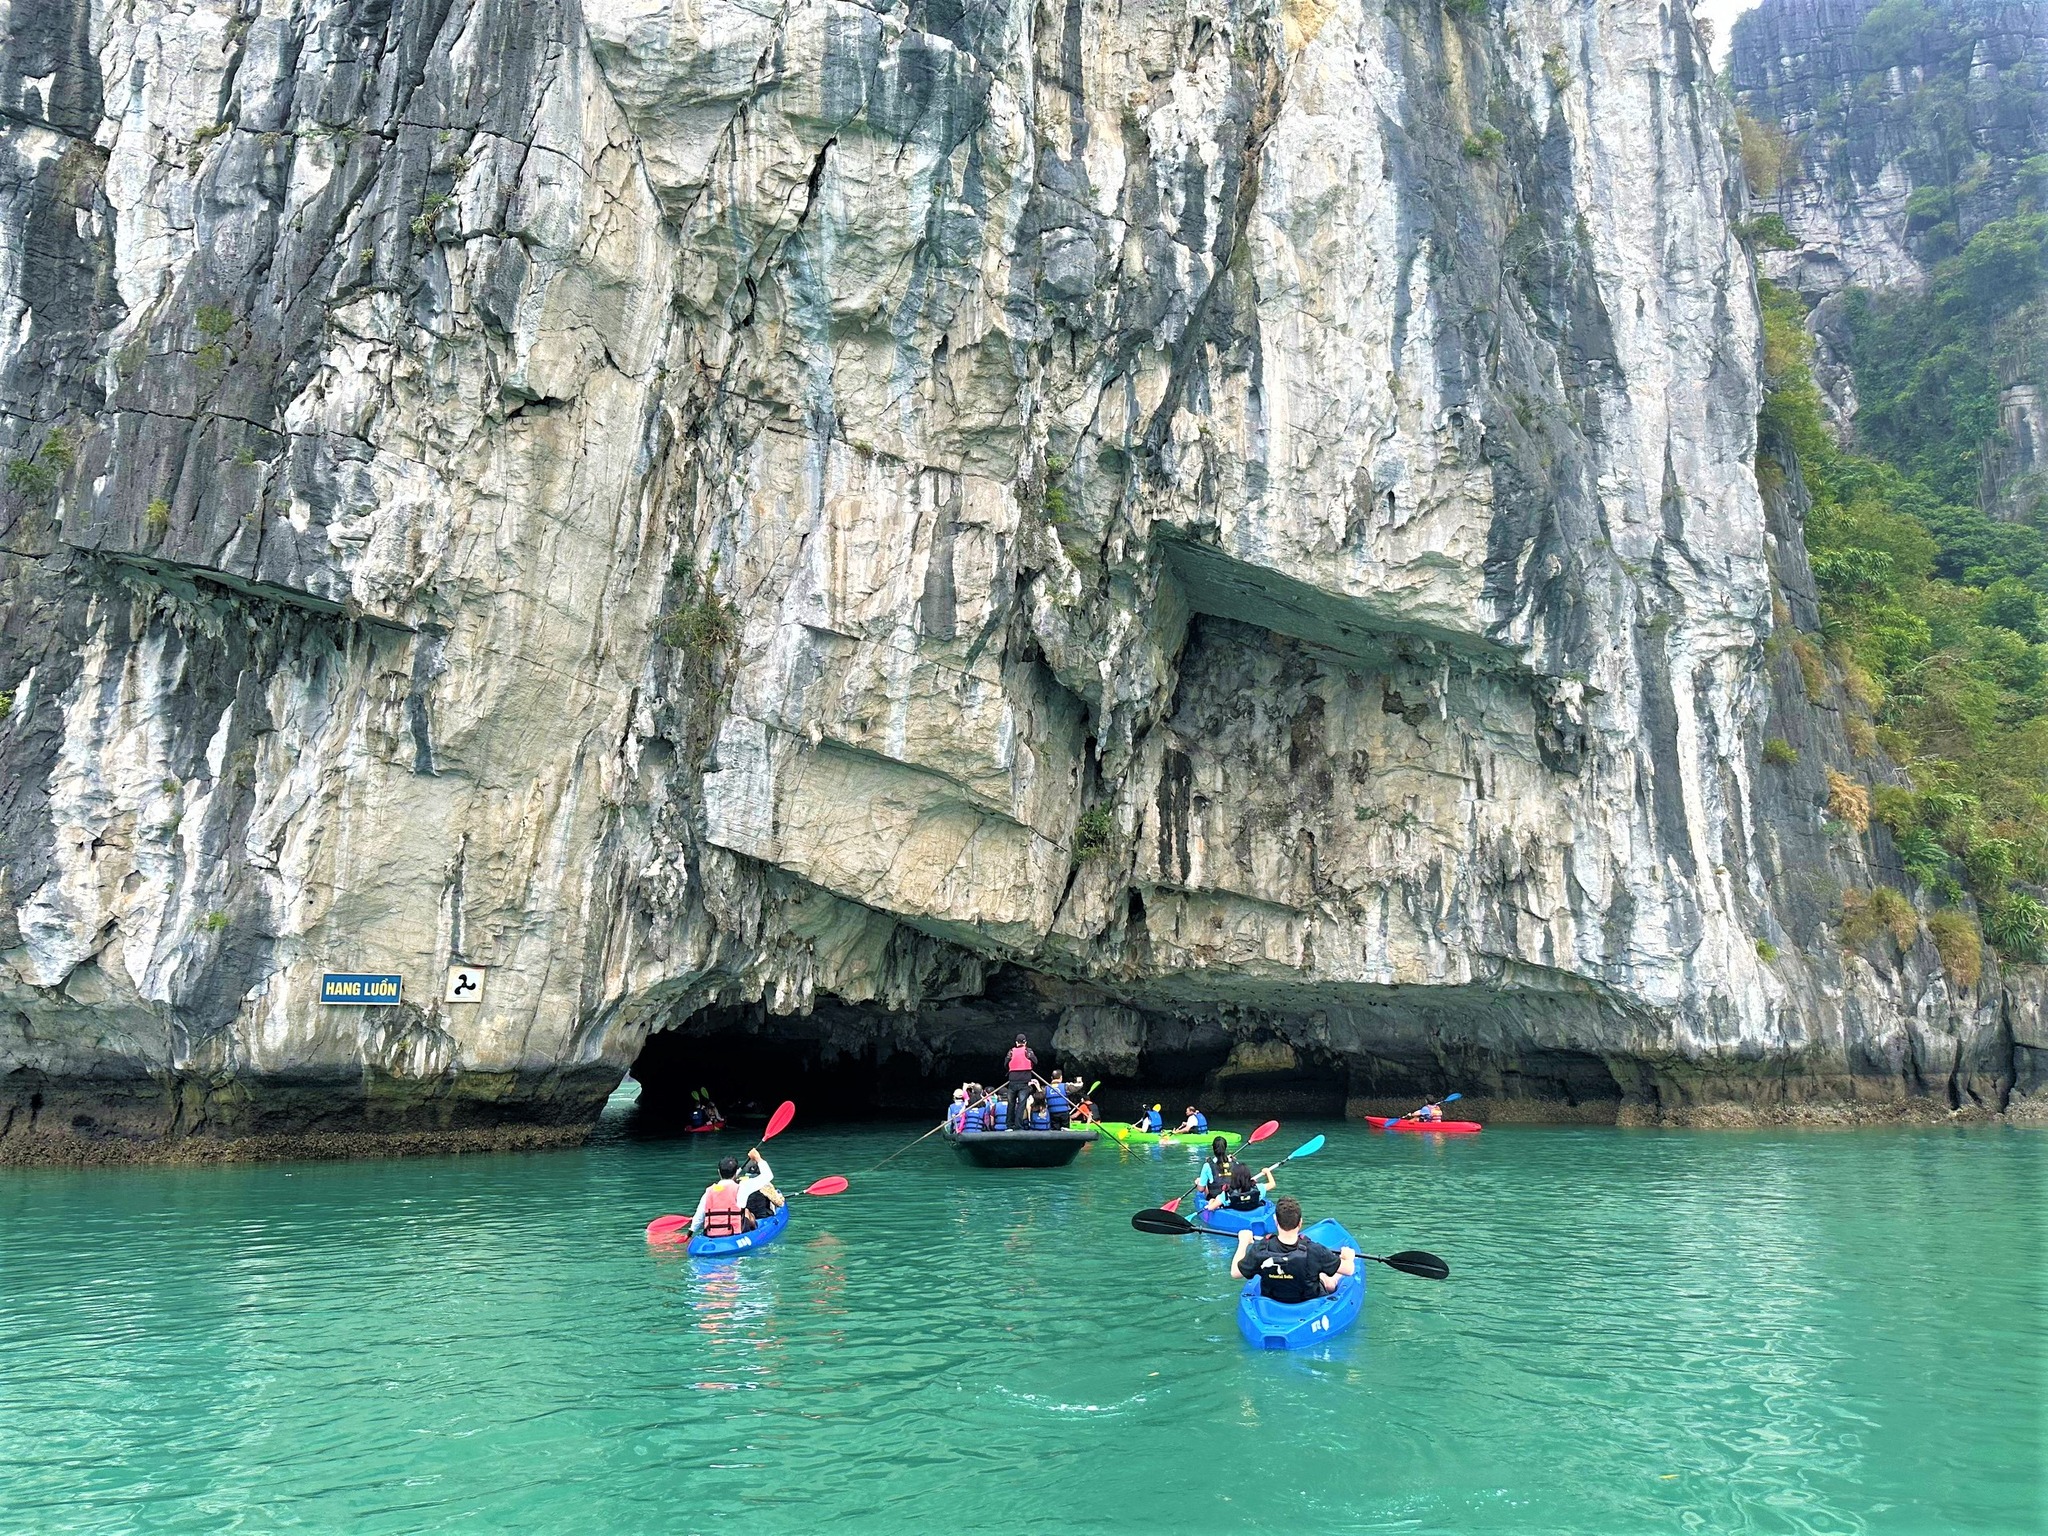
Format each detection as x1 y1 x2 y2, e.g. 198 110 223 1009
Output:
627 998 1012 1129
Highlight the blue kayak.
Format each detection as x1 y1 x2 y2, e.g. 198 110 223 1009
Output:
1235 1218 1366 1350
686 1200 791 1259
1196 1200 1278 1237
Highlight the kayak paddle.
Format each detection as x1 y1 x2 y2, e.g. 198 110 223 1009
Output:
1132 1208 1208 1236
1257 1133 1325 1178
1129 1210 1450 1279
644 1177 843 1243
1373 1249 1450 1280
1163 1120 1281 1214
762 1100 797 1140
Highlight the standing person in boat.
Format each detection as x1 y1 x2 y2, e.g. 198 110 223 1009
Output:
1043 1071 1075 1130
1231 1197 1356 1304
1207 1160 1275 1215
738 1147 783 1222
686 1156 754 1239
1173 1105 1209 1134
1002 1036 1037 1130
1131 1103 1165 1134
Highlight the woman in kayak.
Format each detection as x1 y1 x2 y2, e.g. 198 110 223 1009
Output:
1209 1161 1275 1214
1231 1197 1355 1303
738 1148 784 1221
1173 1106 1209 1134
1131 1103 1165 1134
1403 1100 1445 1123
1199 1137 1235 1202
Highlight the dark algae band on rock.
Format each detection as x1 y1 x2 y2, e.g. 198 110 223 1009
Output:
2 0 2044 1158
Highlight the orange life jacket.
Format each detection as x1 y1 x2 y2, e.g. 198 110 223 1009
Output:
700 1181 744 1237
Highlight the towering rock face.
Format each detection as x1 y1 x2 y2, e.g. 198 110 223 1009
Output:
0 0 2030 1157
1730 1 2047 522
1730 0 2047 297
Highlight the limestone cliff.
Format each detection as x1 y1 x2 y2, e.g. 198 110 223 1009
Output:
0 0 2032 1159
1730 0 2046 515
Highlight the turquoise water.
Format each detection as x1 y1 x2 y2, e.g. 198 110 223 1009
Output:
2 1100 2042 1534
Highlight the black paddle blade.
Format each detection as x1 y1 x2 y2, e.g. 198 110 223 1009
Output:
1132 1208 1198 1236
1374 1249 1450 1280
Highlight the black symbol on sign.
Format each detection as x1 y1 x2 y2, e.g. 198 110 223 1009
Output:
452 971 478 997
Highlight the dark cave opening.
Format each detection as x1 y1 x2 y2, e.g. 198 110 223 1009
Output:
623 969 1634 1134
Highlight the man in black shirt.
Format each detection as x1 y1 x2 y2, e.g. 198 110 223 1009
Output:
1231 1196 1357 1303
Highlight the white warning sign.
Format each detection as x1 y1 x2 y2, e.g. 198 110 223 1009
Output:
444 965 487 1004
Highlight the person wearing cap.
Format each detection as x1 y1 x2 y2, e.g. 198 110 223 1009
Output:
687 1156 753 1238
737 1147 783 1221
1002 1035 1037 1130
1131 1103 1165 1133
1231 1196 1355 1303
947 1088 969 1131
1173 1105 1209 1134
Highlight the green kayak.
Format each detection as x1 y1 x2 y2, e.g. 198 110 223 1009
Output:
1097 1124 1244 1149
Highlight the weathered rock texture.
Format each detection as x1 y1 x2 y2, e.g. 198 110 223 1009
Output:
1731 0 2047 297
0 0 2034 1158
1731 0 2047 521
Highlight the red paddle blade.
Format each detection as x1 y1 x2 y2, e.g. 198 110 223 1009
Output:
1162 1196 1182 1213
763 1100 796 1140
804 1176 848 1196
1246 1120 1280 1144
645 1215 691 1244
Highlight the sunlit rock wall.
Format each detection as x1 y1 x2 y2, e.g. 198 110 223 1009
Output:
0 0 2025 1155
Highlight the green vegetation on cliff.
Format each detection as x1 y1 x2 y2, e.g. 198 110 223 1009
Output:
1758 215 2048 960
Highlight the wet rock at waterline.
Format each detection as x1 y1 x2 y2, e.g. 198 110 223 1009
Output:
0 0 2034 1159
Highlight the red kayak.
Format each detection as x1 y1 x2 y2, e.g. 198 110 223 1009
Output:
686 1119 726 1134
1366 1115 1482 1135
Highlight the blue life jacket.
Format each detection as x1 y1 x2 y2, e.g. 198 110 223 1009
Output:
1031 1111 1051 1130
1046 1082 1071 1113
1145 1109 1163 1132
1190 1112 1208 1132
991 1101 1009 1129
963 1106 984 1132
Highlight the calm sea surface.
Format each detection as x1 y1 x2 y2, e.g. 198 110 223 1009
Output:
3 1091 2041 1534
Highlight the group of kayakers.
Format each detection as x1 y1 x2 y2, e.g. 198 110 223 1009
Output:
1128 1103 1211 1134
667 1038 1411 1298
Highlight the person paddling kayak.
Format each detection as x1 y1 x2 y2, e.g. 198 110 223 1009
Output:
686 1156 754 1238
1132 1103 1165 1134
737 1148 784 1222
1002 1036 1037 1130
1208 1160 1274 1214
1199 1136 1235 1202
1174 1105 1209 1134
1403 1100 1445 1123
1231 1196 1356 1303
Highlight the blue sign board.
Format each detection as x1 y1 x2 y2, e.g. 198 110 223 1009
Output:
320 973 403 1006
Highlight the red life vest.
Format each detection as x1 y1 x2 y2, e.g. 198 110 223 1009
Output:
1007 1046 1032 1072
700 1181 744 1237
